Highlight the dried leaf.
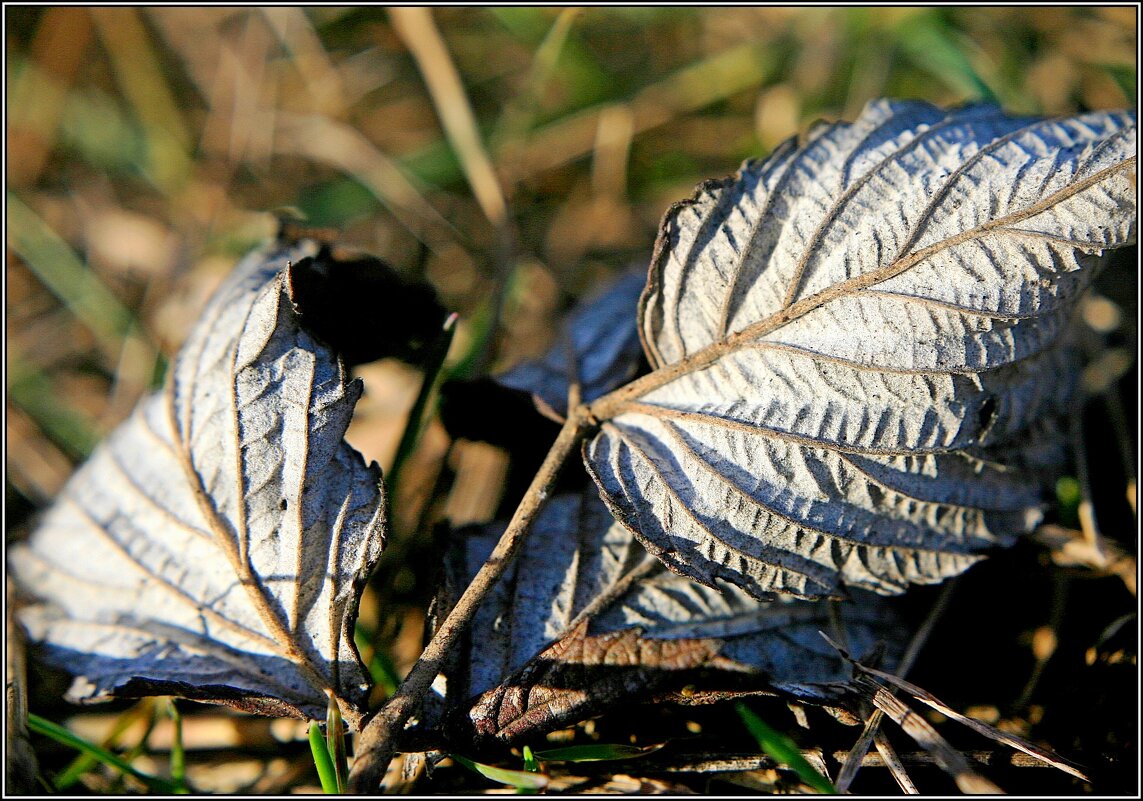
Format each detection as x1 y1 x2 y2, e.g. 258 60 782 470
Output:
449 490 901 741
286 245 448 368
10 239 387 727
468 621 721 742
438 269 646 508
498 269 648 417
586 100 1137 599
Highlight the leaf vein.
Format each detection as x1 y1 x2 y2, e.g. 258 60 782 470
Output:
611 423 830 593
58 496 283 651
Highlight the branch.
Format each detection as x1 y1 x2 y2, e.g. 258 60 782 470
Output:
347 405 592 792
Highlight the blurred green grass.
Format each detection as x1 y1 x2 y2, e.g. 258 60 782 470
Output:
5 7 1136 794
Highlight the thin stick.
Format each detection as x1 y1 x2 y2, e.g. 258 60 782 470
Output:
835 580 957 792
856 662 1088 780
347 406 592 792
1068 393 1108 562
853 674 1002 794
873 728 918 794
6 579 38 794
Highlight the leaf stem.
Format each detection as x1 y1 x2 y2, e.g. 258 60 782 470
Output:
347 405 592 792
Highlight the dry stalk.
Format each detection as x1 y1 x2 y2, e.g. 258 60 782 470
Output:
347 406 592 792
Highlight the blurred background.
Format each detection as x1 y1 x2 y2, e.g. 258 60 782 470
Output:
6 7 1137 794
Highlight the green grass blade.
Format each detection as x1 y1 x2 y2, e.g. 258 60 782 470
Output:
1101 64 1136 104
353 621 402 698
326 696 348 794
522 745 540 773
736 702 836 794
442 298 495 381
450 753 549 790
370 648 402 697
308 722 339 794
532 743 665 762
53 750 100 790
27 712 179 794
166 699 189 794
52 701 152 790
7 192 138 356
491 7 581 148
893 12 998 103
387 311 458 493
1056 476 1082 529
110 700 161 794
8 353 100 460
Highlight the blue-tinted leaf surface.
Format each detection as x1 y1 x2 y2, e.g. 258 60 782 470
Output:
498 269 646 417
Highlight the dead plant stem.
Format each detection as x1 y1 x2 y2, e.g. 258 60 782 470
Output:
347 405 592 792
835 580 957 792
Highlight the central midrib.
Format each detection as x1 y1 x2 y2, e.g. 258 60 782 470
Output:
588 156 1134 423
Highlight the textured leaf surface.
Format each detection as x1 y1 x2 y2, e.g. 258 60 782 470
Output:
451 490 900 741
10 240 387 727
498 269 647 417
585 100 1137 599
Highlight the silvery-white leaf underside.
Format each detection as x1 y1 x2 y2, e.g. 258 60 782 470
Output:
458 490 900 707
10 241 386 727
584 100 1137 600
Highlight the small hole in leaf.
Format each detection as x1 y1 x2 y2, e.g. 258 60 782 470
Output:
280 499 288 511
